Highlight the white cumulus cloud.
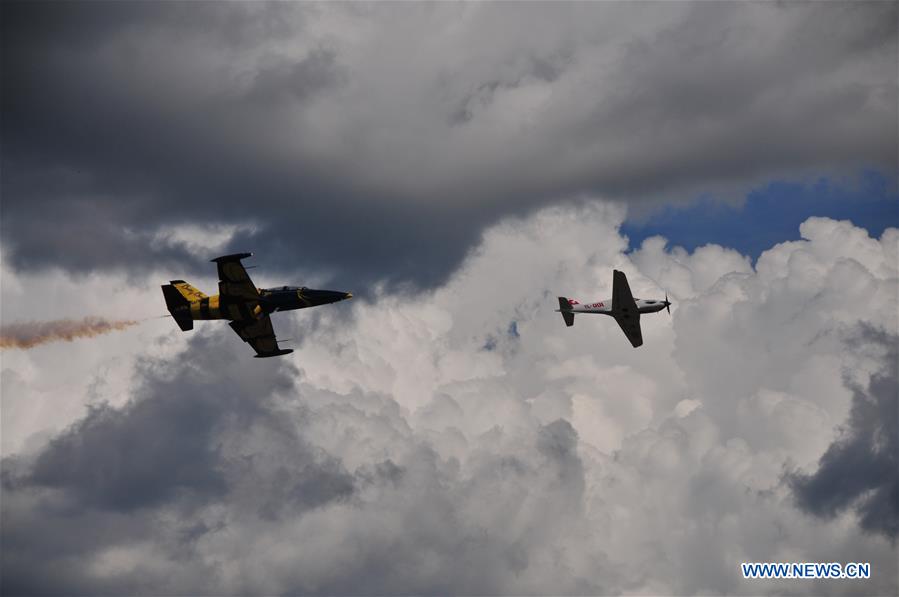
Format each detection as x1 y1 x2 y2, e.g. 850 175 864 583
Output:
1 203 896 595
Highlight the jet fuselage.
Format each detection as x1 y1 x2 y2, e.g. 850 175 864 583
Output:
184 286 352 321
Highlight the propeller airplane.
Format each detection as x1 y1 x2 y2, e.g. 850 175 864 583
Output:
556 270 670 348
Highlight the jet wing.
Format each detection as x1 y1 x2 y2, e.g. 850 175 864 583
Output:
212 253 259 301
229 317 293 358
612 270 643 347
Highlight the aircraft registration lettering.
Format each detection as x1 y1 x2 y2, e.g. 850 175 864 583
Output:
589 302 605 308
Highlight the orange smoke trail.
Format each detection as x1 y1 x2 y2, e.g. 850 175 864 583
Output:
0 317 141 349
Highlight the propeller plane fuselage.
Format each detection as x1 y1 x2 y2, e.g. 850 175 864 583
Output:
562 298 669 316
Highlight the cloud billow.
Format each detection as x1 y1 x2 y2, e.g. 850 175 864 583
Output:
1 333 355 595
789 326 899 539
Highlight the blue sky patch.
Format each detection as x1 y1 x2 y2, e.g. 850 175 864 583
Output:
621 171 898 260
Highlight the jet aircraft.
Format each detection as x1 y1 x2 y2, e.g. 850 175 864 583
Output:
556 270 670 348
162 253 352 358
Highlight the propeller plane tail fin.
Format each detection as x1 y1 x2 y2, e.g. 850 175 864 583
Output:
557 297 575 327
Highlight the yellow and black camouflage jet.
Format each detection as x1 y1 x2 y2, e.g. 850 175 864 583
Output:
161 253 352 358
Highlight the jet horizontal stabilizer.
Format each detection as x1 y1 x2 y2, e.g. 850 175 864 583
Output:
210 252 253 263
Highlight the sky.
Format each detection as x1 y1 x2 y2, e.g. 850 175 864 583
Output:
621 171 898 260
1 2 897 595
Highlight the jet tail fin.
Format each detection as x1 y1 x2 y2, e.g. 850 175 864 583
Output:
557 297 575 327
161 284 194 331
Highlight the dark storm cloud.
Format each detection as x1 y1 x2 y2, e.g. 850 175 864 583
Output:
571 2 898 196
0 331 354 594
789 326 899 538
247 47 342 105
1 2 895 290
1 327 599 595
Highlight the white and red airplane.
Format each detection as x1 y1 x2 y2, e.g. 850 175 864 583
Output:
556 270 670 348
